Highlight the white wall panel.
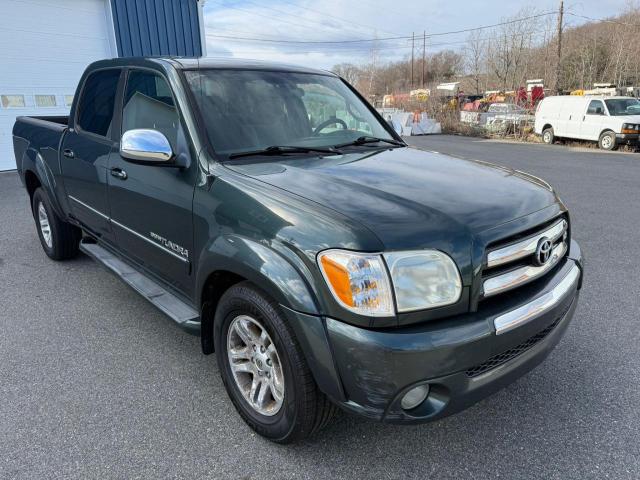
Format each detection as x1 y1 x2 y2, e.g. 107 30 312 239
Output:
0 0 115 170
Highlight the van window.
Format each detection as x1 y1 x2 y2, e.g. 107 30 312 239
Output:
604 98 640 116
586 100 605 115
122 70 180 150
77 69 121 137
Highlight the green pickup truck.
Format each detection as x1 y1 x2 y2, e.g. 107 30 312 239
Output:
13 57 583 443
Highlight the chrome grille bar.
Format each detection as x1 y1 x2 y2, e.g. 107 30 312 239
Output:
486 219 567 268
494 264 580 335
483 241 567 297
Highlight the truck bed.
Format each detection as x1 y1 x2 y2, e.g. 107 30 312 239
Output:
12 116 69 174
17 115 69 129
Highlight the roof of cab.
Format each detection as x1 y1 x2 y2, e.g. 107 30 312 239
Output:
86 56 336 76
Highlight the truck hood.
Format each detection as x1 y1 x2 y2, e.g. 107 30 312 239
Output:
614 114 640 123
225 147 559 250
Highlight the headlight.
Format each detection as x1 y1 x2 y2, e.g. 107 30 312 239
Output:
622 123 640 133
318 250 394 316
317 249 462 316
384 250 462 312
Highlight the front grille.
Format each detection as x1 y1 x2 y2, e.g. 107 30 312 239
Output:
481 216 569 299
465 303 570 378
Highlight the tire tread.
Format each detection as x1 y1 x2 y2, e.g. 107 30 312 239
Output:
32 188 80 261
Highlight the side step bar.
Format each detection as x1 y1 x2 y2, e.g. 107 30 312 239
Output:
80 240 200 335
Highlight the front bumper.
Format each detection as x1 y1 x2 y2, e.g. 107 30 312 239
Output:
616 133 640 145
322 240 583 423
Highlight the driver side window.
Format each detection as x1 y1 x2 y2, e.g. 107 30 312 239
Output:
122 70 180 150
586 100 605 116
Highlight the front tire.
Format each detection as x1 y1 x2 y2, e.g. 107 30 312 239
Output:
598 130 617 150
542 127 554 144
214 282 336 443
32 188 81 260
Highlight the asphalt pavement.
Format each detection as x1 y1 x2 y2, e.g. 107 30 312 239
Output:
1 135 639 479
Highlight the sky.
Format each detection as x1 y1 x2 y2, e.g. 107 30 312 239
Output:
202 0 629 69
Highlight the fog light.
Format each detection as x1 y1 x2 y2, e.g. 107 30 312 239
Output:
400 384 430 410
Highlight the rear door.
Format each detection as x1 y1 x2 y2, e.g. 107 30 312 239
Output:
580 99 606 140
61 68 122 243
545 98 567 136
107 68 198 295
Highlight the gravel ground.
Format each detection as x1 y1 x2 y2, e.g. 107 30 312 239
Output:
1 135 639 479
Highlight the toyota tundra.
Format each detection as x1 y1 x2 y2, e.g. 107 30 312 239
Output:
13 57 584 443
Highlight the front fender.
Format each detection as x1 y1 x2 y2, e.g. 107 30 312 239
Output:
196 235 348 402
196 234 320 315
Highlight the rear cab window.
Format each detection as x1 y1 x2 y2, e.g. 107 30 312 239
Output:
76 69 121 138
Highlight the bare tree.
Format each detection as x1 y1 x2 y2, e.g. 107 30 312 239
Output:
485 9 542 92
464 29 486 94
335 2 640 99
332 63 361 85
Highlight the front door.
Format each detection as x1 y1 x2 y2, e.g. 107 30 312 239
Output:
580 99 606 140
107 68 197 295
61 68 122 243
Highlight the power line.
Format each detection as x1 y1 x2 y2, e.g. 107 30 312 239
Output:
205 29 551 52
214 31 553 57
426 11 557 37
204 11 558 45
565 11 640 27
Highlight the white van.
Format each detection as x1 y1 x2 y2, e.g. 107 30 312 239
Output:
534 96 640 150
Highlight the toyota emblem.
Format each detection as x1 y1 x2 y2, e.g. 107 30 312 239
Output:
534 237 553 266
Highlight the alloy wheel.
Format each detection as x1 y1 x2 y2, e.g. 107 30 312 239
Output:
227 315 285 416
38 202 52 248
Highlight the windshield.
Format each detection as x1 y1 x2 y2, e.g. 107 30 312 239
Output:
604 98 640 116
184 69 395 156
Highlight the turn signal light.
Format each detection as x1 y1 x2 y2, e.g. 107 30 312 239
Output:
319 255 354 307
318 250 394 317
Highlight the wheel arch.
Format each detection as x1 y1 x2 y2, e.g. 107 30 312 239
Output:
21 149 65 218
197 235 321 354
598 129 617 149
198 249 347 404
24 169 42 206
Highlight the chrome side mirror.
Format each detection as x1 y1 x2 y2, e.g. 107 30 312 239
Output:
120 129 173 164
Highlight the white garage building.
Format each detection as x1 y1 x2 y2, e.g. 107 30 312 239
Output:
0 0 205 171
0 0 116 171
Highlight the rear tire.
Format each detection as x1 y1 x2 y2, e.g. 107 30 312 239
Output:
214 282 336 443
598 130 617 150
32 188 81 260
542 127 554 144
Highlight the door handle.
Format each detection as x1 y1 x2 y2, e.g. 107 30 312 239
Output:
62 149 74 159
110 167 128 180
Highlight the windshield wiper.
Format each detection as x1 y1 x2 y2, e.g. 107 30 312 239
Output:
228 145 341 160
334 136 406 149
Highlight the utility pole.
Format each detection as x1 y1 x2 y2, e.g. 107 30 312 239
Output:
411 32 415 88
422 30 426 88
555 0 564 94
